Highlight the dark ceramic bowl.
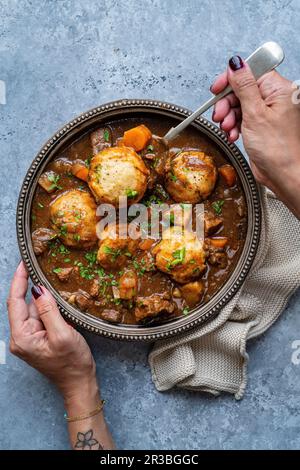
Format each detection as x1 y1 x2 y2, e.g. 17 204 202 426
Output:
17 100 261 341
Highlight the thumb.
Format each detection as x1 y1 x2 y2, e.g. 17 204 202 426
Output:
31 285 67 338
227 55 264 116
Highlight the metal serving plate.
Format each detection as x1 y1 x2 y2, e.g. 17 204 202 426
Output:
16 99 261 341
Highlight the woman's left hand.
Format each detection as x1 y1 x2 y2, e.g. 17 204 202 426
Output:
7 261 98 405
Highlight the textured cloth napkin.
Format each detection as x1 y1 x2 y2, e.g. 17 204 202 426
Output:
149 186 300 399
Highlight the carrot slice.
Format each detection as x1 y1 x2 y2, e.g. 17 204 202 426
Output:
139 238 155 250
72 160 89 182
209 237 228 248
219 164 237 187
122 125 152 151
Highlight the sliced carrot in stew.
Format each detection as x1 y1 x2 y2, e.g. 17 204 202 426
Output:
72 160 89 182
209 237 228 248
139 238 155 250
122 125 152 151
219 164 237 187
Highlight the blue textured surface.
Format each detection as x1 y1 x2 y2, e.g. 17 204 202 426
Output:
1 0 300 450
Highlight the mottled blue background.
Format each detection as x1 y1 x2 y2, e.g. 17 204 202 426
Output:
1 0 300 450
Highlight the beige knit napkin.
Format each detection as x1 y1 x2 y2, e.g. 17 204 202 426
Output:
149 186 300 399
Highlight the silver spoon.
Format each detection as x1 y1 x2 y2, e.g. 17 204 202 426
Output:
163 41 285 143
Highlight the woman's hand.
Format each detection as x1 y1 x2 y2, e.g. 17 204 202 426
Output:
7 261 98 406
211 56 300 219
7 262 115 450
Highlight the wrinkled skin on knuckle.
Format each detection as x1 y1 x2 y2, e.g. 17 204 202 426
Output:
38 300 55 318
235 74 257 94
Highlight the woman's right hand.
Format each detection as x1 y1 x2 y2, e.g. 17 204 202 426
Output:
211 56 300 219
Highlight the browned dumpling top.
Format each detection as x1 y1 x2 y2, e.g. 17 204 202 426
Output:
88 146 149 206
165 150 217 203
152 226 207 284
50 189 98 248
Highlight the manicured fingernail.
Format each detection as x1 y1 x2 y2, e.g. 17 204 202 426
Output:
229 55 244 71
31 285 43 299
212 110 216 120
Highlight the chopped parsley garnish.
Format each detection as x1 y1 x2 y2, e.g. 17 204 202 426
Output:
37 202 44 209
126 188 138 199
79 265 94 280
212 199 225 215
103 129 110 142
74 210 82 222
59 224 68 237
147 144 154 152
48 173 62 191
169 212 175 226
73 234 81 242
64 258 71 263
183 307 190 316
144 194 163 207
53 267 62 274
85 251 97 265
132 259 147 276
103 245 122 261
58 244 70 255
212 200 225 215
166 247 186 270
95 267 106 278
169 172 177 182
85 155 92 168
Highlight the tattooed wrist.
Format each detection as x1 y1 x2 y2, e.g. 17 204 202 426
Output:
74 429 104 450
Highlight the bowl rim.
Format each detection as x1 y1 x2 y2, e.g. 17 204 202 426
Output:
16 99 261 341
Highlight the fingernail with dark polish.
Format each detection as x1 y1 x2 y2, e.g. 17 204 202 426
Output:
32 285 43 299
229 55 244 71
212 110 216 120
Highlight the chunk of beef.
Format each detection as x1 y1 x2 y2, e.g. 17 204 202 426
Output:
134 293 175 322
204 211 223 236
59 291 73 302
90 278 100 298
208 251 228 268
101 309 122 324
90 127 112 154
32 228 57 255
52 158 73 174
75 290 92 311
55 267 73 282
59 289 92 311
147 167 158 190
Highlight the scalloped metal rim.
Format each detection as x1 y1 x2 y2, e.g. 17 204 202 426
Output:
16 99 261 341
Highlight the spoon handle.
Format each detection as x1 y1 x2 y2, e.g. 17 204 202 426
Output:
164 41 285 142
